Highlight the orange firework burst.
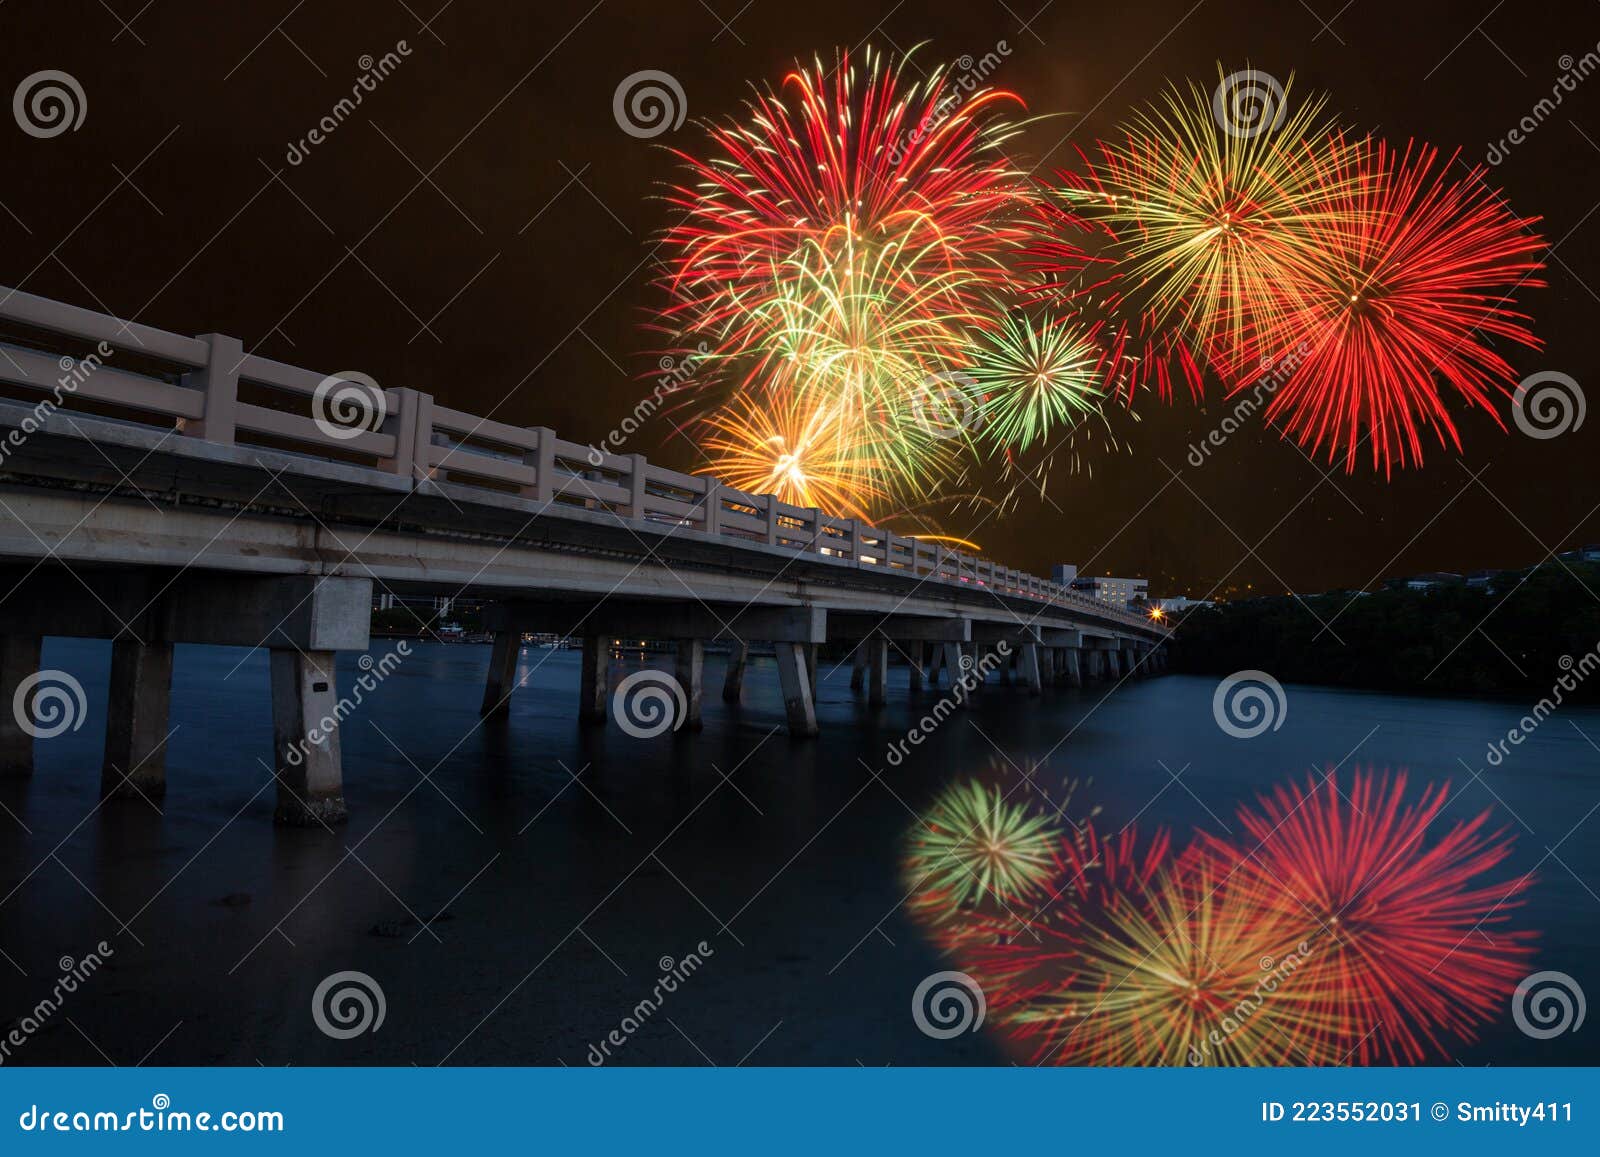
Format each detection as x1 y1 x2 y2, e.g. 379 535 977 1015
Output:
701 389 886 517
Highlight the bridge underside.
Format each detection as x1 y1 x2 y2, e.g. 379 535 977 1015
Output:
0 405 1168 826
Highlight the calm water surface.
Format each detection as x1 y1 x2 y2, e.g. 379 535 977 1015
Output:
2 640 1595 1065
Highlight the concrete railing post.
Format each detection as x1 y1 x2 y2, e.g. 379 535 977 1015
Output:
628 454 649 520
701 480 721 536
182 333 242 444
529 426 557 503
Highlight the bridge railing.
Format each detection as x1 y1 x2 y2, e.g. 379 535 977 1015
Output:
0 284 1155 631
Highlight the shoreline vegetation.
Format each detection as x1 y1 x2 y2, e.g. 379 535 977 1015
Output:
1173 562 1600 701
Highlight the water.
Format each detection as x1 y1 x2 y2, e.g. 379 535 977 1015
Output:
2 640 1595 1066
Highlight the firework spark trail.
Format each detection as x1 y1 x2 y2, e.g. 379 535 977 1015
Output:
1193 770 1537 1065
656 46 1037 518
1239 141 1546 474
1025 67 1363 403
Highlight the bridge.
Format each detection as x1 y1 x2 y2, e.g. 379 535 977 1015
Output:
0 284 1170 826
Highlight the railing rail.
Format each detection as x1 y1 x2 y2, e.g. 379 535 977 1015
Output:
0 283 1155 630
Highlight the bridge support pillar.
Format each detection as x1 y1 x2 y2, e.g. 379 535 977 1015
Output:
867 638 888 707
940 644 964 697
480 631 521 718
721 643 747 704
906 642 925 692
802 643 818 699
1062 647 1084 688
1017 644 1042 696
850 643 868 691
1123 647 1138 677
1105 649 1122 680
675 639 704 731
101 638 174 801
0 635 42 777
774 643 818 737
270 649 347 826
579 636 608 724
1039 646 1055 685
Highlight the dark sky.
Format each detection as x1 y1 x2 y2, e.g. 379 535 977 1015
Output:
3 0 1596 598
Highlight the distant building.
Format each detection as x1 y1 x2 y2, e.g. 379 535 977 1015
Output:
1151 595 1213 613
1391 572 1464 591
1068 573 1149 609
1051 564 1078 585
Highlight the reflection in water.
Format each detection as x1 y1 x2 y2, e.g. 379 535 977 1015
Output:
901 768 1538 1066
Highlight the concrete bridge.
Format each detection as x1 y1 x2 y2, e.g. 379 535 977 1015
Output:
0 285 1169 826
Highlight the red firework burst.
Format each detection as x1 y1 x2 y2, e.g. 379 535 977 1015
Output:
657 45 1031 346
1195 769 1536 1064
1241 140 1546 474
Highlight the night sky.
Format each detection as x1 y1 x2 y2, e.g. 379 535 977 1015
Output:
3 0 1596 599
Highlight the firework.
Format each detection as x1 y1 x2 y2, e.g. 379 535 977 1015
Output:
700 389 886 518
1014 863 1350 1066
658 46 1033 517
660 45 1029 336
1197 770 1536 1064
967 309 1112 454
1026 66 1359 398
1241 141 1546 473
902 779 1071 929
